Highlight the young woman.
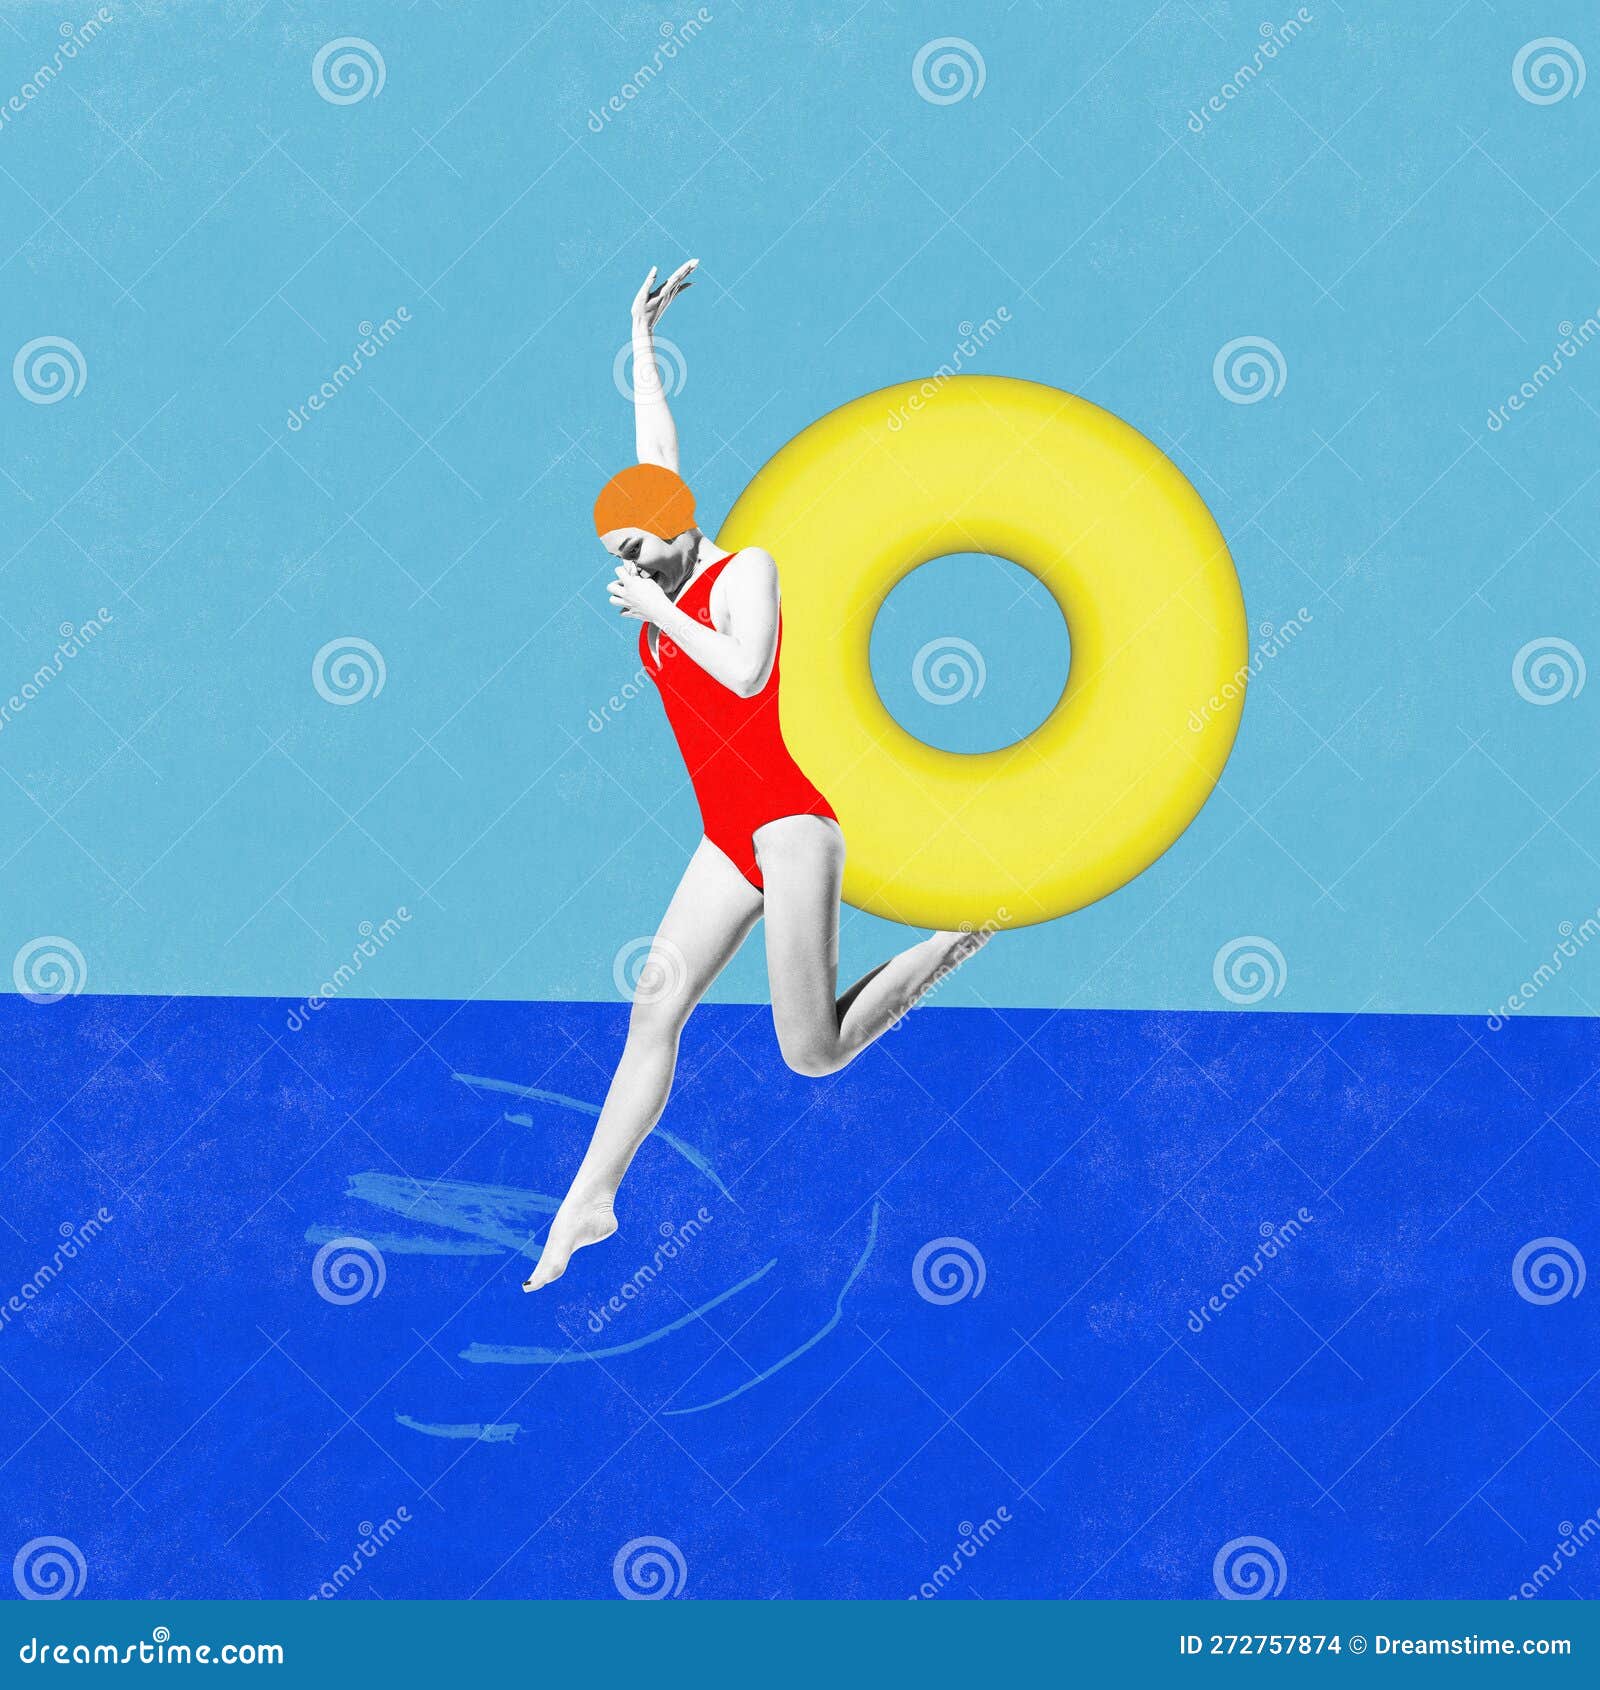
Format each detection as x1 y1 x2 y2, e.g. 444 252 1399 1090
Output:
525 260 990 1291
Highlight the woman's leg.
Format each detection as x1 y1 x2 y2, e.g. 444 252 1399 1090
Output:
756 815 990 1079
524 838 764 1290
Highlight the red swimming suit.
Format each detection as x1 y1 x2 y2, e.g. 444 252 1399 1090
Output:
642 551 837 890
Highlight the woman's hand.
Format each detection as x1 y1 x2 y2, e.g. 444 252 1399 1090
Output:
608 562 674 625
631 260 697 332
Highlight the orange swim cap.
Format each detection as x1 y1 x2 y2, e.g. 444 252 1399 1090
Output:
593 464 697 541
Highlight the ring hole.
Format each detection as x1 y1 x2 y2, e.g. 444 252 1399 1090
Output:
867 553 1070 754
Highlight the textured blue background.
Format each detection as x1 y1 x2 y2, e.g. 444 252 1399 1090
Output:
2 993 1596 1599
0 0 1594 1012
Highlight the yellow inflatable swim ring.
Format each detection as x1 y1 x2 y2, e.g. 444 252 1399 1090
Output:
720 375 1248 931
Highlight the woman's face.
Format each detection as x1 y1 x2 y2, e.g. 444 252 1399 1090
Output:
601 527 695 596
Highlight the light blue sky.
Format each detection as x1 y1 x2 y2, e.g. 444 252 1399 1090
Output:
0 0 1594 1015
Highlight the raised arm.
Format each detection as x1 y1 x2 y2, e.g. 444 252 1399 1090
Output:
629 260 696 472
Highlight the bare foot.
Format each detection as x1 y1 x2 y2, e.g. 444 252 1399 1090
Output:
523 1195 618 1292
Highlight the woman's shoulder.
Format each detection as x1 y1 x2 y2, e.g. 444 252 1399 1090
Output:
716 546 778 588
